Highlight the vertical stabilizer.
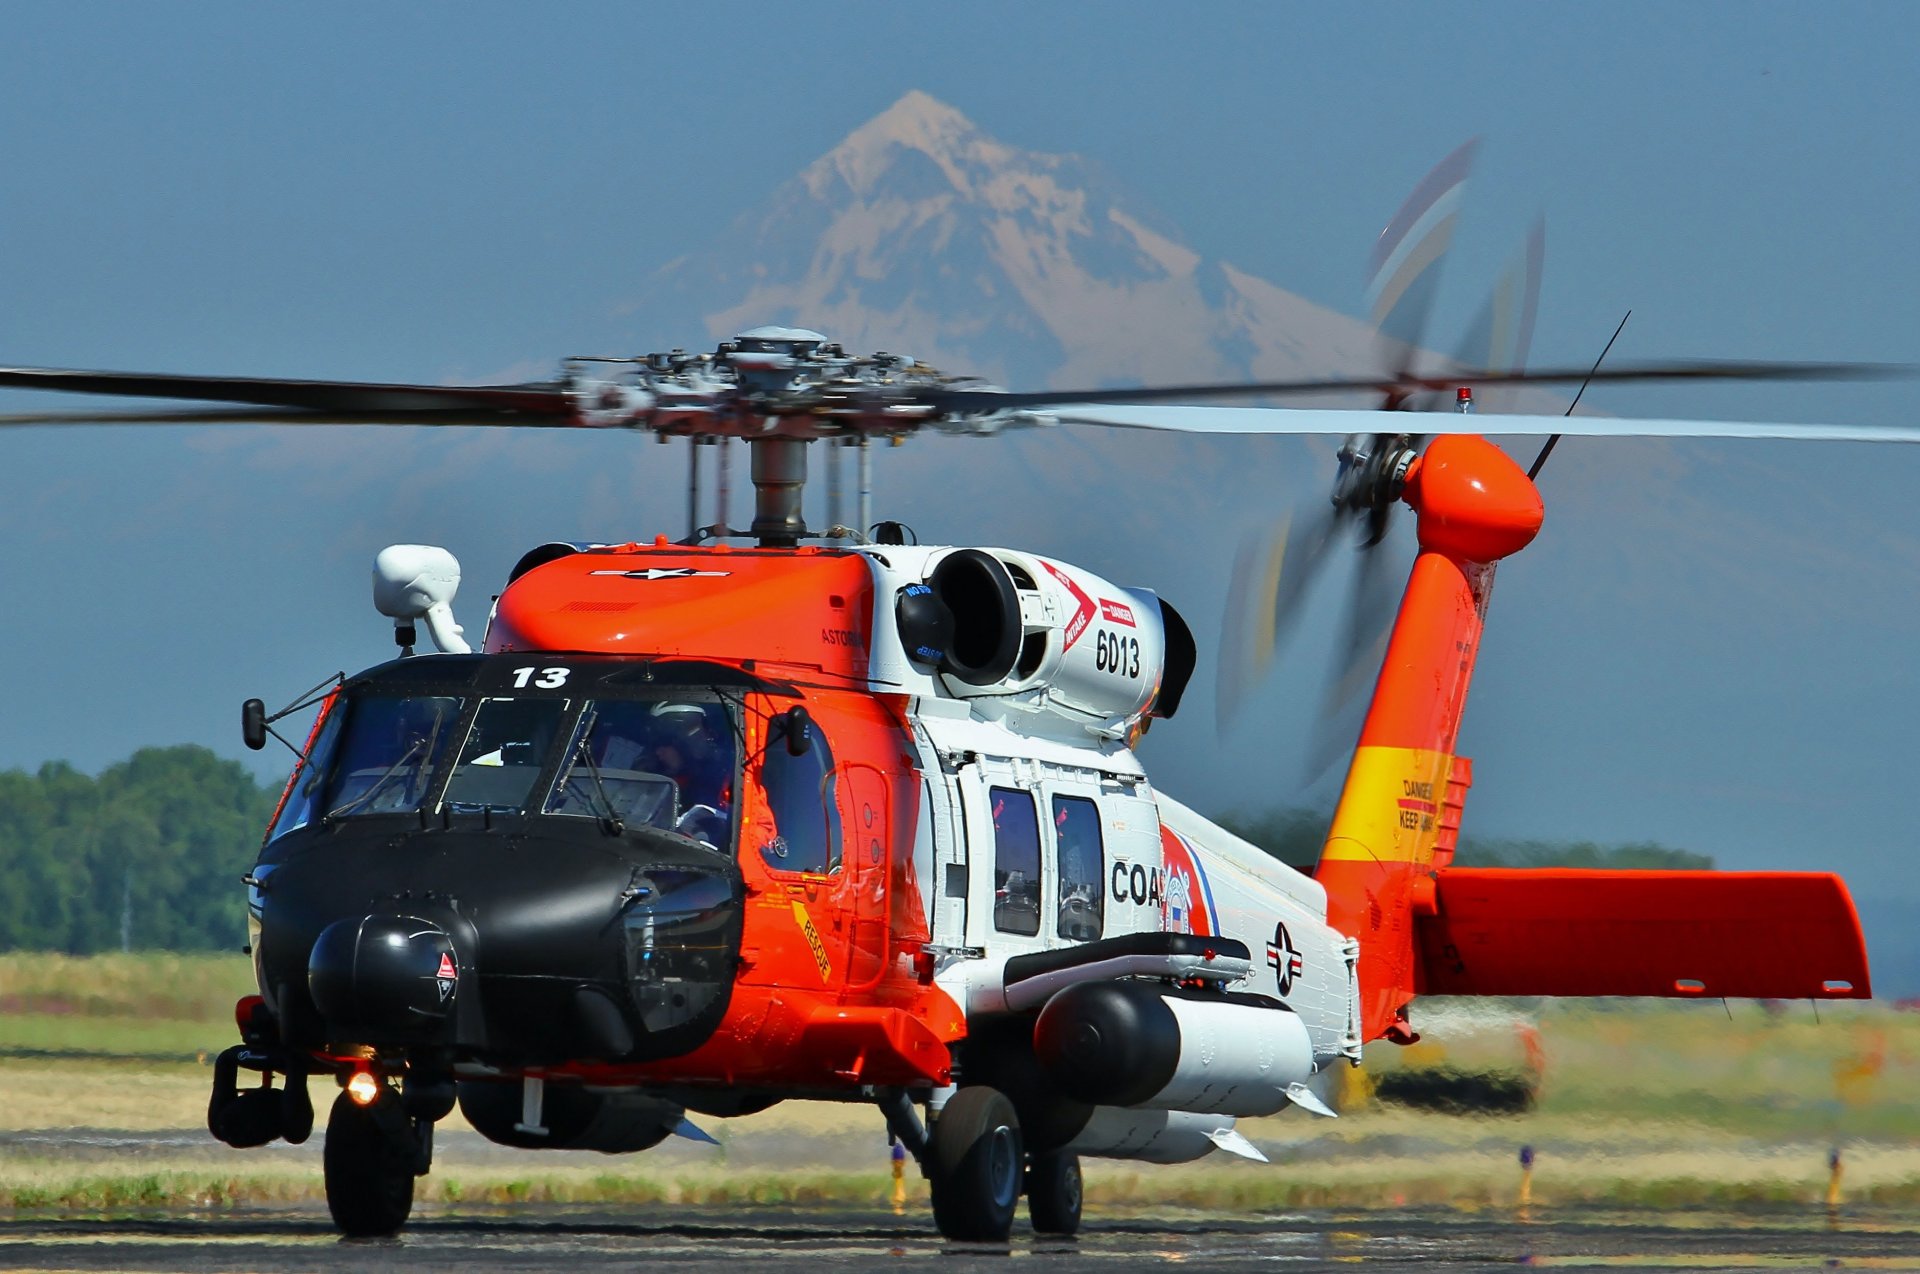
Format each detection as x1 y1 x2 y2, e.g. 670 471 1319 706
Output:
1314 435 1543 1042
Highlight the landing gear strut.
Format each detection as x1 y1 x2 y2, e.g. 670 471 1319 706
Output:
323 1087 433 1237
207 1045 313 1148
927 1085 1023 1242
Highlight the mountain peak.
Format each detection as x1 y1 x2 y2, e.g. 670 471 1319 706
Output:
853 90 975 148
630 94 1382 394
806 91 1014 200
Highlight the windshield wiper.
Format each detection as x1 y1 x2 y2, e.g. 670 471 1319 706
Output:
562 715 625 835
326 737 426 821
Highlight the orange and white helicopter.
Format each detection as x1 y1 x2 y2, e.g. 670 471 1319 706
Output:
1 321 1899 1242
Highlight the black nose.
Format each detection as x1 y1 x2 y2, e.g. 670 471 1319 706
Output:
308 914 460 1041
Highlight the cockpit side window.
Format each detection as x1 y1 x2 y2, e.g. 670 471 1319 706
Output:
991 786 1042 937
269 701 347 841
442 697 569 813
321 694 462 818
1052 795 1104 942
757 711 841 874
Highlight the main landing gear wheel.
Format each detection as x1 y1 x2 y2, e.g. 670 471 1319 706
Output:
928 1086 1023 1242
323 1088 423 1237
1026 1151 1083 1236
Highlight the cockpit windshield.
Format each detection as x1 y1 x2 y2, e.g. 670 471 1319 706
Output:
546 700 735 848
322 695 464 818
443 697 569 813
268 682 737 845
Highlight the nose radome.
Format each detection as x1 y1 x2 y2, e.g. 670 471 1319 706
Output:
308 914 460 1041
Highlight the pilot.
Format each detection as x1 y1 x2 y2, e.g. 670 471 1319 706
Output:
646 703 732 843
641 704 724 795
580 701 655 773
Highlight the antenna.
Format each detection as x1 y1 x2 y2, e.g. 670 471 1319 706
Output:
1529 311 1632 480
687 438 705 539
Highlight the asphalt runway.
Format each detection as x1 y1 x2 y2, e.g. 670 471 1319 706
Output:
2 1206 1918 1272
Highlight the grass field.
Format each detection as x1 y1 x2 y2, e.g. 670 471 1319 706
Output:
0 952 255 1058
3 953 1918 1214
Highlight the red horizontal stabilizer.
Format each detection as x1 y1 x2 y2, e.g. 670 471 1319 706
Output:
1415 869 1871 1000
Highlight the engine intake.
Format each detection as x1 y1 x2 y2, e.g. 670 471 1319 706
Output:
926 549 1021 684
904 548 1194 732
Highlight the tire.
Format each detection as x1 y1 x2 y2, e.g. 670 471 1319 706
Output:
323 1089 417 1237
1026 1152 1083 1236
928 1086 1023 1242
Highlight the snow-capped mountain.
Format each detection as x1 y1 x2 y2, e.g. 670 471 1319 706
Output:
623 91 1384 394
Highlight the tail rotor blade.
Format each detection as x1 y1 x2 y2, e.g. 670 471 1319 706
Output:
1216 503 1340 734
1368 138 1480 397
1304 533 1405 783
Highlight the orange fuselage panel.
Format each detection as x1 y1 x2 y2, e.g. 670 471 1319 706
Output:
486 543 876 680
487 545 962 1090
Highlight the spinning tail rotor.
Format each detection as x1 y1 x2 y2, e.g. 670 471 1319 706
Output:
1216 142 1502 754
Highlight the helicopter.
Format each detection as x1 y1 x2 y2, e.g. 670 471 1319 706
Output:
0 323 1901 1242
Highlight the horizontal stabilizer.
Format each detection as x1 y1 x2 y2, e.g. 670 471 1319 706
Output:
1415 869 1870 999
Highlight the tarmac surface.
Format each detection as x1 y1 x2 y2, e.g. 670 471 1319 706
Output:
2 1205 1918 1272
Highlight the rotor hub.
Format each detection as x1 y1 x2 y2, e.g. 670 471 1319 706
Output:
1332 433 1418 544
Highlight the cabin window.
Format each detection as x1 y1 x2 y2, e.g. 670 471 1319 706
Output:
1052 795 1104 942
758 711 841 874
990 786 1042 936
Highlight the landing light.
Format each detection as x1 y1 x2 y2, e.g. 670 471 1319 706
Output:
346 1069 381 1107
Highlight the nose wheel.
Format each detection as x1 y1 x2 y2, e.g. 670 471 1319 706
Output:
323 1087 432 1237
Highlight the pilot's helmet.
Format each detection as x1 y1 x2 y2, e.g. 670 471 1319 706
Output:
650 702 717 757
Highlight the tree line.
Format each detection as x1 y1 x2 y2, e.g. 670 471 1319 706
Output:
0 748 1708 954
1213 807 1712 873
0 747 277 953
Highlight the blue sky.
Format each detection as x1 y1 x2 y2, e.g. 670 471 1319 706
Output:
4 4 1919 959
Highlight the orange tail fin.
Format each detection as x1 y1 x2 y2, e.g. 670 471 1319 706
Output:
1416 868 1870 1000
1315 436 1871 1042
1314 434 1540 1042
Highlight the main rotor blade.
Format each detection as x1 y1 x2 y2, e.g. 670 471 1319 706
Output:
1048 404 1920 444
0 407 572 429
0 366 571 416
932 359 1903 414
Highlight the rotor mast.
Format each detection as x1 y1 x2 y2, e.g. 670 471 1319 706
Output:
747 437 809 545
